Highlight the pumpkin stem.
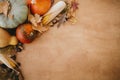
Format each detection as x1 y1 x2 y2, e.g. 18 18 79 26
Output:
9 36 18 46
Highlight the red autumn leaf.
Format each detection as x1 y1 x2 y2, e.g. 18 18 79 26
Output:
71 0 79 12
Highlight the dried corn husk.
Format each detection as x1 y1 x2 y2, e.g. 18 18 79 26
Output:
0 54 16 70
42 1 66 25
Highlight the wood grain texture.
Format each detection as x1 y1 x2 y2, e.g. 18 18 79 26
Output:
17 0 120 80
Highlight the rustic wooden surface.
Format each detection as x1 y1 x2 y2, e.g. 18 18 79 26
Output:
17 0 120 80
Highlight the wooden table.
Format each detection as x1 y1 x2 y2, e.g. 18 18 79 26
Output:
17 0 120 80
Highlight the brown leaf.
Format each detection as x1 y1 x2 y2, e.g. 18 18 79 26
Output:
0 1 10 16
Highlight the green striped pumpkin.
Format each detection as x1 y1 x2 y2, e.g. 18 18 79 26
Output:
0 0 28 28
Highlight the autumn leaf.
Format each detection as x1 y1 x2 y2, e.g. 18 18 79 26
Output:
28 13 42 26
28 11 49 33
71 0 79 12
0 1 10 16
62 0 79 24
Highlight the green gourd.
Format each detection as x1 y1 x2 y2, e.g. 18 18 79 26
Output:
0 0 28 28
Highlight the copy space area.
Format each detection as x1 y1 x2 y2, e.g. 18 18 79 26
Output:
18 0 120 80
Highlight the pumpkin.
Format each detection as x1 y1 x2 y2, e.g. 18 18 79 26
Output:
16 23 37 43
0 0 28 28
28 0 52 15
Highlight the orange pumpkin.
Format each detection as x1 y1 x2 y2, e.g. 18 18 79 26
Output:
27 0 52 15
16 23 37 43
